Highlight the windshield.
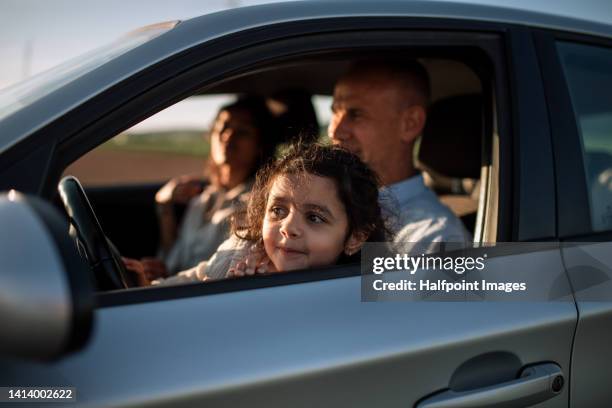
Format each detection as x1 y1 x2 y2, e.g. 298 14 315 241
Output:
0 21 178 122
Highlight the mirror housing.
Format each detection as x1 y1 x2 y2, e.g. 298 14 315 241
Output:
0 191 94 360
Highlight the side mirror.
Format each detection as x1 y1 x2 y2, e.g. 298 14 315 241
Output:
0 191 94 360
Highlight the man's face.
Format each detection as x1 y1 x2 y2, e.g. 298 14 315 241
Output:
328 77 404 173
328 75 425 185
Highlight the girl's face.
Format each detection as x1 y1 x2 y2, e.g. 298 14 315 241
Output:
262 173 363 272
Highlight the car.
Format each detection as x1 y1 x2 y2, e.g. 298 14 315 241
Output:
1 1 612 407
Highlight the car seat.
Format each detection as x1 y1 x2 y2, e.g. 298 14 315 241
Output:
267 89 320 144
417 93 483 234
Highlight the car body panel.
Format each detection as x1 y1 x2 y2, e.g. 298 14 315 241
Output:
1 250 576 407
558 243 612 407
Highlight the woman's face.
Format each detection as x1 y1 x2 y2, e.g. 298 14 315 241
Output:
262 173 356 272
210 108 261 172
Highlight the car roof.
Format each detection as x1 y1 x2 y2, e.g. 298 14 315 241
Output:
1 0 611 153
183 0 612 39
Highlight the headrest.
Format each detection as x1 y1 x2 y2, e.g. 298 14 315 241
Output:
418 94 483 179
267 89 319 143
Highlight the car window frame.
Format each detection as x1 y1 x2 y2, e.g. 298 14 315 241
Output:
77 24 508 306
534 29 612 240
506 27 558 241
8 18 518 306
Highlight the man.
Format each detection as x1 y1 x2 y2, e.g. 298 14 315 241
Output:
328 59 471 246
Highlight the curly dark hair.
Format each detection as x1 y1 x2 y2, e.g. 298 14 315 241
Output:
232 142 389 254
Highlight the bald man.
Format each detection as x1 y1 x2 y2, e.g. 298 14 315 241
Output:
328 59 470 246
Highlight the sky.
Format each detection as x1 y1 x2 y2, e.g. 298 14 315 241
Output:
1 0 610 131
0 0 287 89
0 0 289 131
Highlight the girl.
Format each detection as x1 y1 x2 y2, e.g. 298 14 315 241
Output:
227 141 388 277
130 142 388 285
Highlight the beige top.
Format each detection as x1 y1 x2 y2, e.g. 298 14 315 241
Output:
162 180 252 273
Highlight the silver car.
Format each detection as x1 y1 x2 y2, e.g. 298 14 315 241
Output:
1 1 612 407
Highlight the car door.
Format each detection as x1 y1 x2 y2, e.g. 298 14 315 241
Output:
0 5 577 407
535 29 612 407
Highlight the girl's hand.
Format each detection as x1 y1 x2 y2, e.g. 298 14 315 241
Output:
227 244 276 278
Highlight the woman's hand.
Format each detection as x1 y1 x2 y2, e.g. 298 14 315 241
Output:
155 175 203 206
227 244 276 278
122 257 169 286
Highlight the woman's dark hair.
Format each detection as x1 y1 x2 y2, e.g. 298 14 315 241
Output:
207 95 280 184
232 142 389 252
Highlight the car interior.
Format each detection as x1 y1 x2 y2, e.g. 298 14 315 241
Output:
62 50 491 291
206 56 485 235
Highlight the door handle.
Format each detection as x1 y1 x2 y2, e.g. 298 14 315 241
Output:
416 363 564 408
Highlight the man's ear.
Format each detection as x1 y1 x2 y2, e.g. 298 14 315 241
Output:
399 105 427 143
344 231 368 256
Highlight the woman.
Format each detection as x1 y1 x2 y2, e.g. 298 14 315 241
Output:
136 96 280 280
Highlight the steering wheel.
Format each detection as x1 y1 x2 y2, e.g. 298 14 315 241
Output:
58 176 136 289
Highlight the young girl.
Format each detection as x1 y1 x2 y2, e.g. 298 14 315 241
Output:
130 142 387 285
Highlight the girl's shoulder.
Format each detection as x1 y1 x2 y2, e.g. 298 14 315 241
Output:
204 235 251 280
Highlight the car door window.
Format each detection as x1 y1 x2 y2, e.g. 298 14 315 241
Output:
557 42 612 232
64 95 233 186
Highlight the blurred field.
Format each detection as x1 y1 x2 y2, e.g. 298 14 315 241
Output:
64 131 208 186
64 150 205 186
63 130 330 186
104 130 210 156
